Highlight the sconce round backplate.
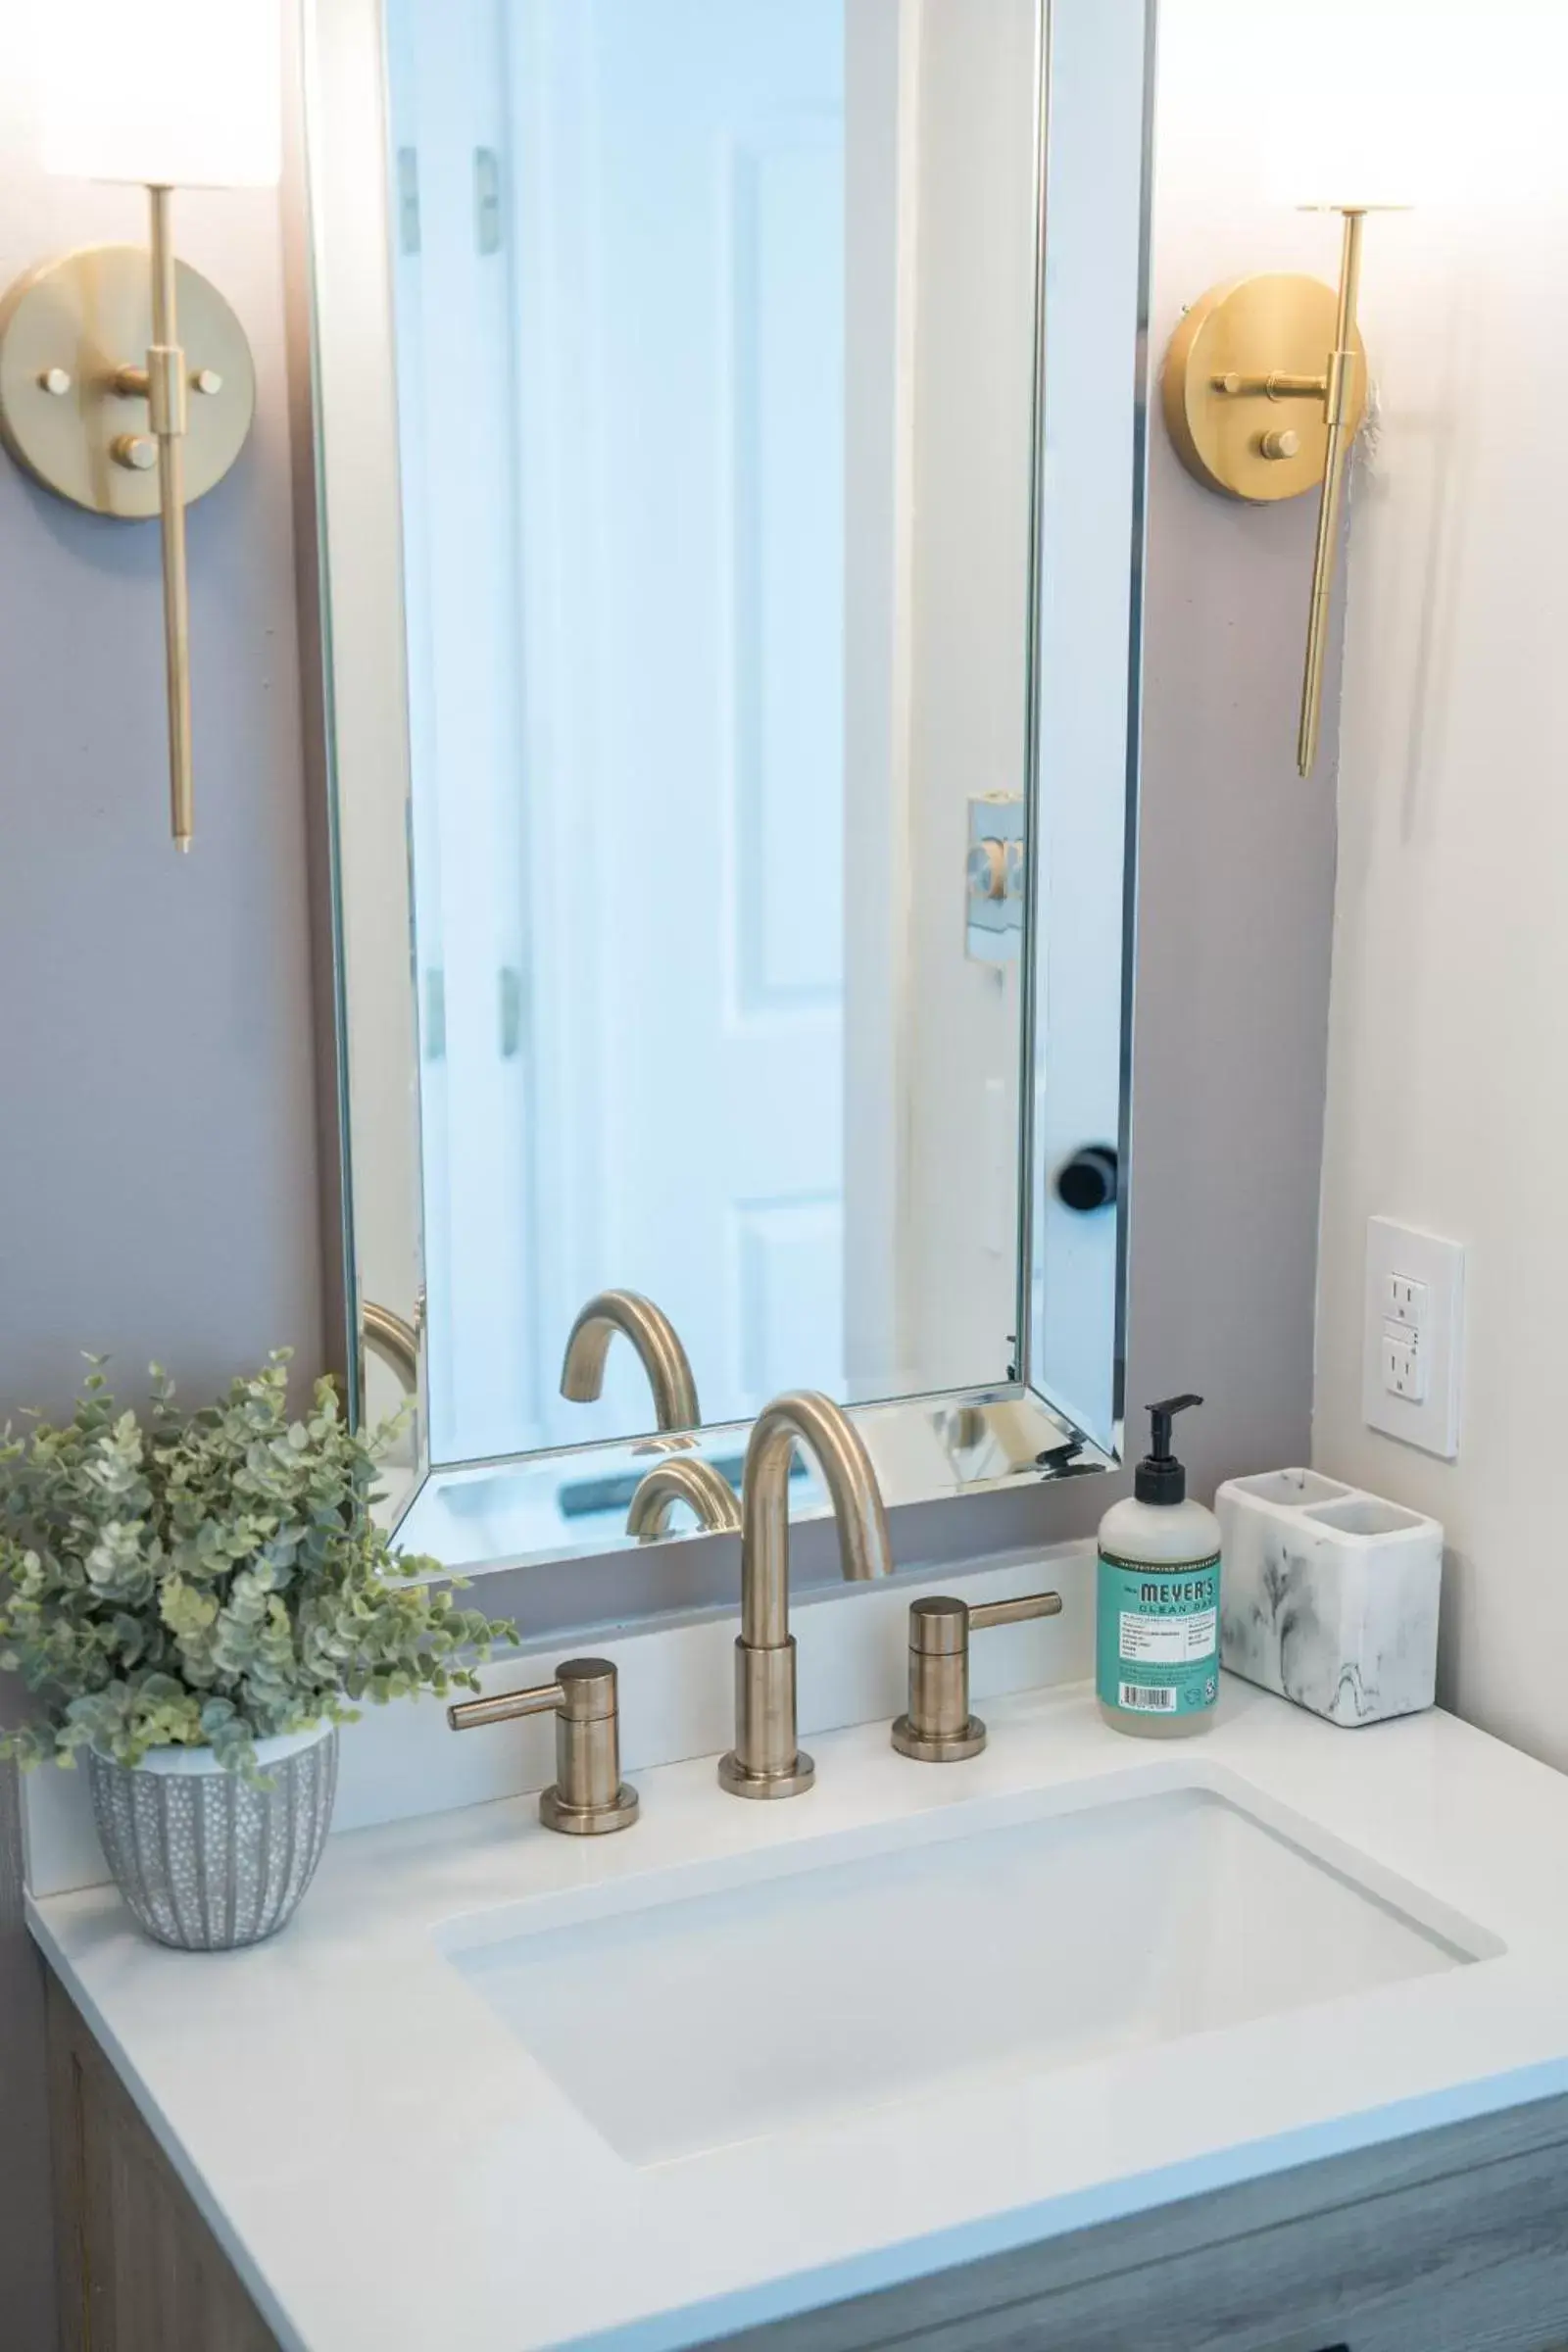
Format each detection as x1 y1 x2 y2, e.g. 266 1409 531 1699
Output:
0 245 256 519
1161 273 1366 505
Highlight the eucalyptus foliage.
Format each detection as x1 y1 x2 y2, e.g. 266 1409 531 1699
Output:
0 1353 518 1777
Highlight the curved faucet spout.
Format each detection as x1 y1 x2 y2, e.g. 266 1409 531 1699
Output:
626 1455 742 1539
742 1391 893 1646
559 1290 701 1434
720 1391 893 1799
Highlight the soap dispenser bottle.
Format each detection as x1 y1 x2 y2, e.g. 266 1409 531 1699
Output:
1096 1395 1221 1739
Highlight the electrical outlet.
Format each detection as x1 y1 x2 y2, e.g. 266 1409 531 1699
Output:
1380 1319 1426 1402
1384 1272 1427 1331
1363 1219 1464 1457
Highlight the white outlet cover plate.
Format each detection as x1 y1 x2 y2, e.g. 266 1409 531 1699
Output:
1362 1218 1465 1458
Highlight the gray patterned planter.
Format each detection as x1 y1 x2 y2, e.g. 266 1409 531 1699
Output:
88 1721 339 1950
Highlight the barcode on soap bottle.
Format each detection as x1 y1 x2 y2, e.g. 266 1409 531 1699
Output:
1118 1682 1176 1711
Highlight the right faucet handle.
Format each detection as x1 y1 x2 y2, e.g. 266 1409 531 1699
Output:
891 1590 1062 1763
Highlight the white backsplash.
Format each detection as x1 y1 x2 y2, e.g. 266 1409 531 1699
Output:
23 1540 1095 1897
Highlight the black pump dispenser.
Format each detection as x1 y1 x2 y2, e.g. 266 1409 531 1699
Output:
1135 1394 1202 1505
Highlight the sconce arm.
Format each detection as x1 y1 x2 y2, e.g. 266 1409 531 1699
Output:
1297 207 1367 778
146 185 194 848
1212 369 1326 401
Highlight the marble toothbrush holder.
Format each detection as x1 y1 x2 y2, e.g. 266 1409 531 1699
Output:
1215 1469 1444 1728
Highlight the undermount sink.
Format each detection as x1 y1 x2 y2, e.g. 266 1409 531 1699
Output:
439 1777 1489 2169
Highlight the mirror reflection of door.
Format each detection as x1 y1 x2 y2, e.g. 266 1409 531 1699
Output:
384 0 1038 1464
507 0 851 1451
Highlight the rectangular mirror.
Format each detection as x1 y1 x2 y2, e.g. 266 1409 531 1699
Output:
300 0 1153 1584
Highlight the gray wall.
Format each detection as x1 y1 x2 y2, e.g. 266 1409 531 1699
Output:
0 16 1340 2341
0 125 321 2352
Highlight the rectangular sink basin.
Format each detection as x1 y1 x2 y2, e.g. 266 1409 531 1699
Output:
441 1784 1487 2168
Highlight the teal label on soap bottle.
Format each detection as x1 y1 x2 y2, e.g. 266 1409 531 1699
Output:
1095 1551 1221 1719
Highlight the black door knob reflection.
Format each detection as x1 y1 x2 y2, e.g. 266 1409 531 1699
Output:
1055 1145 1119 1214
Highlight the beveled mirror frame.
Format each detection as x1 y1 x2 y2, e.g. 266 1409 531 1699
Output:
295 0 1156 1578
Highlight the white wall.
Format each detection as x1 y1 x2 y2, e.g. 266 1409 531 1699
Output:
1310 4 1568 1768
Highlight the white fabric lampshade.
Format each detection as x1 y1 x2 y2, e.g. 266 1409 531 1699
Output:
36 0 281 189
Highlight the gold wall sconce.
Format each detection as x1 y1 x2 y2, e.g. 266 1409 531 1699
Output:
3 1 280 851
1162 206 1391 778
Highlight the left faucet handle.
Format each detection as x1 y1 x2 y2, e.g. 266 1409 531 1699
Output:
449 1657 640 1836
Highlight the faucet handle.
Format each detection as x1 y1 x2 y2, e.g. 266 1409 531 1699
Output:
448 1658 640 1835
891 1590 1062 1763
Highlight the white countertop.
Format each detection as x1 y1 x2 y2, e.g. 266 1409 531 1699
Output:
30 1675 1568 2352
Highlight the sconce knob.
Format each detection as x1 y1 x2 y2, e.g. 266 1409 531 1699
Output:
192 368 224 397
38 367 73 398
1259 427 1301 462
111 434 158 472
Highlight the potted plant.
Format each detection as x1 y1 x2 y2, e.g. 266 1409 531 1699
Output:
0 1353 518 1950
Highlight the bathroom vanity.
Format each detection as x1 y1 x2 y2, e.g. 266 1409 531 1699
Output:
22 1 1568 2346
43 1995 1568 2352
27 1549 1568 2352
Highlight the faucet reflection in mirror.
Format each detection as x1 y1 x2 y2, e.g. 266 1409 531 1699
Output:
626 1456 743 1541
560 1290 702 1435
719 1392 894 1801
0 0 279 846
362 1299 419 1395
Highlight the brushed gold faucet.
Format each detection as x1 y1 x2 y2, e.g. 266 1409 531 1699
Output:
626 1455 742 1538
560 1289 700 1433
718 1391 893 1800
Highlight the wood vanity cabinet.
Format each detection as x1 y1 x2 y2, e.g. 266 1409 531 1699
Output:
45 1968 1568 2352
47 1976 277 2352
728 2095 1568 2352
